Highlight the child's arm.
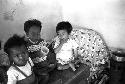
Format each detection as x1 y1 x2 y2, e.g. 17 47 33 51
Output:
69 62 76 71
7 70 17 84
54 39 68 53
54 43 63 54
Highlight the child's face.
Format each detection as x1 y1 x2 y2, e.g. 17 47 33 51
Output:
9 45 29 66
57 30 69 40
27 26 41 42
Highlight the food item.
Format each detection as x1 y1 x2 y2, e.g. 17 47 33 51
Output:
41 46 49 56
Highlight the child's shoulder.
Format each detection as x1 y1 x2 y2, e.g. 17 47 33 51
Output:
67 37 79 47
7 66 17 72
7 66 19 77
68 37 76 43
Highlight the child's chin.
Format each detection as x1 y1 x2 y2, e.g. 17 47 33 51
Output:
18 63 27 66
17 61 27 66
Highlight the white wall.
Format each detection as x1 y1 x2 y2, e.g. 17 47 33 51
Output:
0 0 62 47
0 0 125 49
59 0 125 49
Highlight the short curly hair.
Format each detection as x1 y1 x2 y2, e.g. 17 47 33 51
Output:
56 21 73 34
24 19 42 34
4 34 26 55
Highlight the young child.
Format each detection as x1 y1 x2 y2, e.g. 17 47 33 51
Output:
54 21 79 71
24 19 56 84
4 34 37 84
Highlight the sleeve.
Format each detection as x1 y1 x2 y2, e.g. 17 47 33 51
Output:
7 70 17 84
53 36 60 49
71 39 79 49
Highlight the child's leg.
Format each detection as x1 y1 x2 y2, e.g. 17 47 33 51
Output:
33 66 49 84
69 63 76 71
38 73 49 84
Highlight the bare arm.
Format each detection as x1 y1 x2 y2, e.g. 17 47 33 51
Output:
54 42 63 54
54 39 68 54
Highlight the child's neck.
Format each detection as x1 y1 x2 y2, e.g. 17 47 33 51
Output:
64 37 69 42
28 38 38 44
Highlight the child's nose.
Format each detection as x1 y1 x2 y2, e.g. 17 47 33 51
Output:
35 33 40 38
18 54 23 59
58 35 63 39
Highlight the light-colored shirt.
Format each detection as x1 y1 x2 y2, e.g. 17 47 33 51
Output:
7 57 34 84
54 37 78 65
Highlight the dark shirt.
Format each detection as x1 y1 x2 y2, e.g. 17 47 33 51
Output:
25 38 56 73
0 66 8 83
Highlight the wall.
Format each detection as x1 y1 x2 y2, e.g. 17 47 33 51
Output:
0 0 125 49
60 0 125 49
0 0 62 47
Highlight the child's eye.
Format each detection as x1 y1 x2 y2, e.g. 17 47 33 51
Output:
16 54 22 57
22 51 27 55
31 32 36 36
16 52 26 57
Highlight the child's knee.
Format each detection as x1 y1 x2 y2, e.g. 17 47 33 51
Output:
38 73 49 84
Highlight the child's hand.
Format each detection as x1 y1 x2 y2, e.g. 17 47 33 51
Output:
49 64 55 67
32 57 40 63
60 39 67 45
57 64 69 70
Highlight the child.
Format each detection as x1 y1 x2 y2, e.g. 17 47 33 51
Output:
4 34 37 84
54 21 79 71
24 19 56 84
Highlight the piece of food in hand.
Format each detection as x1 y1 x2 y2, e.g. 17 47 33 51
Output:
49 64 55 67
41 46 49 56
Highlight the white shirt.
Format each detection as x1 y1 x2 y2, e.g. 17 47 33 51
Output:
54 37 78 65
7 57 34 84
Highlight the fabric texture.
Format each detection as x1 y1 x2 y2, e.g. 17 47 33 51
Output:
54 37 78 65
7 57 33 84
53 28 110 77
26 38 56 74
70 28 110 77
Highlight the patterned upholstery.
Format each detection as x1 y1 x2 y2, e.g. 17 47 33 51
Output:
53 28 110 78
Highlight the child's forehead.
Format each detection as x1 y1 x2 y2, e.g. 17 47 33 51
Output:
29 26 41 31
10 45 26 51
57 29 67 33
